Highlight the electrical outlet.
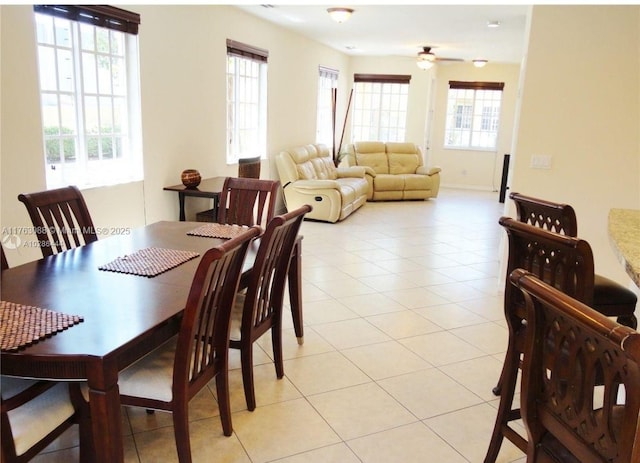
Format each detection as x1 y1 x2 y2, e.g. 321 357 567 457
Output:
530 154 552 169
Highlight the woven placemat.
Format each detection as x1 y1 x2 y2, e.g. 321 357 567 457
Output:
0 300 84 352
187 223 250 239
98 247 200 277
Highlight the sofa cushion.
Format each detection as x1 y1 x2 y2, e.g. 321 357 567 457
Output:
322 157 339 180
374 174 404 191
356 152 389 174
404 174 431 191
389 153 420 175
386 142 420 154
297 161 317 180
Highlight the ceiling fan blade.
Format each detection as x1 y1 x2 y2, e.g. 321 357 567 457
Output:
435 57 464 62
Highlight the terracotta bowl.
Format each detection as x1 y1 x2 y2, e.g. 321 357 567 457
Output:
181 169 201 188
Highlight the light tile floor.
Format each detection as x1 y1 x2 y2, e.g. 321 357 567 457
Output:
33 188 527 463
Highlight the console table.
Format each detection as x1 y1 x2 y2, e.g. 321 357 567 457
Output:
163 176 226 221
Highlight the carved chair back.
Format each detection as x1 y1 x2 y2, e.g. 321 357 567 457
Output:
18 185 97 257
510 192 578 236
511 268 640 463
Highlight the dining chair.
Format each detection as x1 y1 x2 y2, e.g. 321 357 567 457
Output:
216 177 279 228
217 176 307 345
229 205 312 411
509 268 640 463
509 191 637 329
485 217 599 462
17 185 97 257
238 156 261 179
1 377 91 463
117 226 260 463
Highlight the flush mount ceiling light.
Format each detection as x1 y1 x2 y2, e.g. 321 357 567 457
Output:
473 59 488 68
327 7 354 23
487 20 501 28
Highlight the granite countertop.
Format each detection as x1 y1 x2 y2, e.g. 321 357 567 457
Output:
608 208 640 287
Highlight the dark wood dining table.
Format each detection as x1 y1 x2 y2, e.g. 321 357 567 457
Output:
0 220 303 462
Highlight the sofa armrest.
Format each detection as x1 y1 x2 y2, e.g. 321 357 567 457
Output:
416 166 442 176
336 166 366 178
356 166 377 178
287 179 341 190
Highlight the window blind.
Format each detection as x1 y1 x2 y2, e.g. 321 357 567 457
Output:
34 5 140 35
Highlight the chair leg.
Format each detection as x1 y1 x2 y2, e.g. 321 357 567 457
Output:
241 344 256 411
215 370 233 436
173 403 192 463
288 240 304 345
484 328 524 463
272 322 284 379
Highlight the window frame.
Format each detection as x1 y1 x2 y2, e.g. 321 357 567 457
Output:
225 39 268 165
444 80 504 152
350 73 411 143
316 66 339 149
33 5 143 189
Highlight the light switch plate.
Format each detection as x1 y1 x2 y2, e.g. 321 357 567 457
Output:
530 154 552 169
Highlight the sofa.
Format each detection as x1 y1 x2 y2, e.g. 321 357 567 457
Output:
275 144 368 223
343 142 441 201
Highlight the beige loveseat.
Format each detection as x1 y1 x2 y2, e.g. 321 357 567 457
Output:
343 142 441 201
275 144 368 223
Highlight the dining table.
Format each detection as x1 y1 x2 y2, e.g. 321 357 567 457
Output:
0 220 303 462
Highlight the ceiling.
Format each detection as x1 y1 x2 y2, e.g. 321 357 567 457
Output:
237 5 531 65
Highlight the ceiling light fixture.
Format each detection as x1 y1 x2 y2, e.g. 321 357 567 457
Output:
473 59 488 68
487 20 501 28
327 7 354 23
416 47 436 70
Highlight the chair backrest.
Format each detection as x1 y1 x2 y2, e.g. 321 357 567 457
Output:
172 225 261 395
1 245 8 271
510 191 578 236
240 205 311 341
510 268 640 463
238 156 261 179
17 185 97 257
216 177 279 228
499 217 595 308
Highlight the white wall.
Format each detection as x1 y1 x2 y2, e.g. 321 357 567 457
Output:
0 5 350 266
509 5 640 286
430 63 521 191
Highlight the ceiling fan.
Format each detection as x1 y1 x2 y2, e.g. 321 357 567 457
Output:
416 46 463 69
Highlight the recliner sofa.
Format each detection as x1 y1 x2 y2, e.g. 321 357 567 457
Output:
275 144 368 223
343 142 441 201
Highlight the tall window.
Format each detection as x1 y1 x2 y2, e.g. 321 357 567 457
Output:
444 81 504 150
34 5 143 189
226 39 268 164
316 66 338 148
351 74 410 142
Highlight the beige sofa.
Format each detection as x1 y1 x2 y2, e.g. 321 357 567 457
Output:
343 142 441 201
275 144 368 223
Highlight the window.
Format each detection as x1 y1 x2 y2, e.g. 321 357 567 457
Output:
226 39 268 164
316 66 338 148
444 81 504 150
351 74 410 142
34 5 143 189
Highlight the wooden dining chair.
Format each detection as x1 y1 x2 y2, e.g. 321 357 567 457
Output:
216 177 279 228
117 226 260 463
510 268 640 463
229 205 312 411
509 191 637 329
1 377 92 463
238 156 261 179
17 185 97 257
485 218 599 462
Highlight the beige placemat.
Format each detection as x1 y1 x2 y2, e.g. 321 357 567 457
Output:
0 300 84 352
98 247 200 277
187 223 250 239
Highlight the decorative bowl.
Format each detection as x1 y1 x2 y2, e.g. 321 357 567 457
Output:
181 169 201 188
